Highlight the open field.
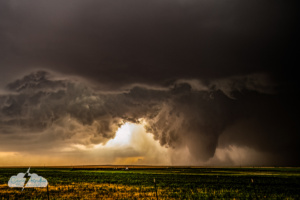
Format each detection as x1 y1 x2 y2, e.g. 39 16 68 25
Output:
0 166 300 199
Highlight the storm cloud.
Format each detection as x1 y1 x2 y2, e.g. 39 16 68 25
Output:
0 0 298 86
0 0 299 166
0 71 298 165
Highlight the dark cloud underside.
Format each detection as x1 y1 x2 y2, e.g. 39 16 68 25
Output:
0 71 299 165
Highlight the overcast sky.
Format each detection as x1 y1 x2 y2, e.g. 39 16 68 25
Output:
0 0 299 166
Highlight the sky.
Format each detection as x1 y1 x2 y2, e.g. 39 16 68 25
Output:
0 0 299 166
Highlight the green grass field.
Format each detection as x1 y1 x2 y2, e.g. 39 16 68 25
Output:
0 167 299 199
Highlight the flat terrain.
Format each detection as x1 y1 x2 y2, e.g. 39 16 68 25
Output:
0 166 299 199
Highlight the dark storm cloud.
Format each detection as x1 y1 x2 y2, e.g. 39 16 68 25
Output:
0 71 165 151
0 71 298 165
0 0 298 87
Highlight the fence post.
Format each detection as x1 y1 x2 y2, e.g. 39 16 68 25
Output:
154 178 158 200
47 185 50 200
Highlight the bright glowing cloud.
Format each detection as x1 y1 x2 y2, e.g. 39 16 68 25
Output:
105 123 134 147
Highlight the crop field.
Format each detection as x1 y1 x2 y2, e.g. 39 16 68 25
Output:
0 167 299 199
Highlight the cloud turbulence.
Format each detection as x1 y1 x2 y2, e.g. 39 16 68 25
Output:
0 0 299 166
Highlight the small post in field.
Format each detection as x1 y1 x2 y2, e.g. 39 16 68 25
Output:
154 178 158 200
47 185 50 200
